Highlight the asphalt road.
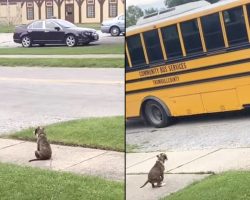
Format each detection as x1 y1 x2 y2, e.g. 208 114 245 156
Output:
126 110 250 152
0 31 124 48
0 67 124 134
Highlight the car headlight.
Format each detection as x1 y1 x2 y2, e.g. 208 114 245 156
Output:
83 31 91 36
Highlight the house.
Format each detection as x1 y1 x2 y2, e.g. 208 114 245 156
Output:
0 0 124 24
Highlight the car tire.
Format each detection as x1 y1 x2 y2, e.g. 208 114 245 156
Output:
110 26 120 36
143 100 172 128
21 36 32 48
65 34 77 47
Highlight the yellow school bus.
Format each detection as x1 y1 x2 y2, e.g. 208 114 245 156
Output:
126 0 250 127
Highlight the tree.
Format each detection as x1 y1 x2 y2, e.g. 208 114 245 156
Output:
98 0 105 23
76 0 85 23
144 7 158 15
126 5 143 27
34 0 44 19
164 0 220 7
54 0 64 19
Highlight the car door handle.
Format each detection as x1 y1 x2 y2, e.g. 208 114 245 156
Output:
44 30 49 32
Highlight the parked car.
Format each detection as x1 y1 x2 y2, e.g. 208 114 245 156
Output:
101 14 125 36
13 19 99 47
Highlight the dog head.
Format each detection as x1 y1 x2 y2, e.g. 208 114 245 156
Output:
157 153 168 163
34 126 45 138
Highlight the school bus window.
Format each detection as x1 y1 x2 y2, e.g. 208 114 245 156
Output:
143 29 164 64
180 19 203 55
223 6 248 46
247 4 250 23
127 34 146 67
161 25 183 59
201 13 225 51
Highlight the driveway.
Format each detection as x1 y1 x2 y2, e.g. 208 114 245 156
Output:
0 31 124 48
0 67 124 134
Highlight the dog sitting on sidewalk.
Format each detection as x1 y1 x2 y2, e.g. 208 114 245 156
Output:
140 153 168 188
29 126 52 162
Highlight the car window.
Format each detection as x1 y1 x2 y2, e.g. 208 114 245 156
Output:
118 15 124 20
32 21 43 29
45 21 58 29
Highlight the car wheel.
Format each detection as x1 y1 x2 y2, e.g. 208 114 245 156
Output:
65 35 77 47
110 26 120 36
21 36 32 48
143 100 172 128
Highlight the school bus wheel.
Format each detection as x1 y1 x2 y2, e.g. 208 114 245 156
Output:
142 100 172 128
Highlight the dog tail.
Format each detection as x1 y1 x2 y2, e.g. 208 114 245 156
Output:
140 180 149 188
29 159 40 162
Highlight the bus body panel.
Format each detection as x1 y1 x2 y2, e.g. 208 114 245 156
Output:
126 77 250 118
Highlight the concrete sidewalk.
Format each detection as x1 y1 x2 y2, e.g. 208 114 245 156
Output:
0 138 124 181
0 54 124 58
127 147 250 200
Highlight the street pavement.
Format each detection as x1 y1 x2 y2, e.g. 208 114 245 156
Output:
0 67 124 134
0 138 124 181
126 147 250 200
0 31 124 48
127 110 250 152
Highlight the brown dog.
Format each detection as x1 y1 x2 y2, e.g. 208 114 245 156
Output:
29 126 52 162
140 153 168 188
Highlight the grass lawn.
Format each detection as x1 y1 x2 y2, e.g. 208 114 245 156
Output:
0 24 14 33
163 171 250 200
0 58 124 68
0 44 123 54
126 144 140 153
0 162 124 200
7 116 124 152
77 23 101 30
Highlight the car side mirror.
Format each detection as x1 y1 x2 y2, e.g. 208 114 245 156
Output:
55 27 60 31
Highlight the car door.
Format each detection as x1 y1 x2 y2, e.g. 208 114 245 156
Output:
28 21 46 43
44 21 65 44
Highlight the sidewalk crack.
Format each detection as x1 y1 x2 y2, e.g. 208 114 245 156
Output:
61 151 108 170
167 149 221 173
0 141 26 151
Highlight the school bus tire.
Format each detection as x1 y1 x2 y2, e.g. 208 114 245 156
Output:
143 100 172 128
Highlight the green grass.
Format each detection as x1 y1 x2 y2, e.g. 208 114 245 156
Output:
0 24 14 33
0 162 124 200
77 23 101 30
0 44 124 54
163 171 250 200
7 116 124 152
126 144 140 153
0 58 124 68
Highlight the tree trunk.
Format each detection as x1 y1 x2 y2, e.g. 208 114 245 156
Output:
55 0 63 19
98 0 105 23
34 0 44 19
76 0 84 23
